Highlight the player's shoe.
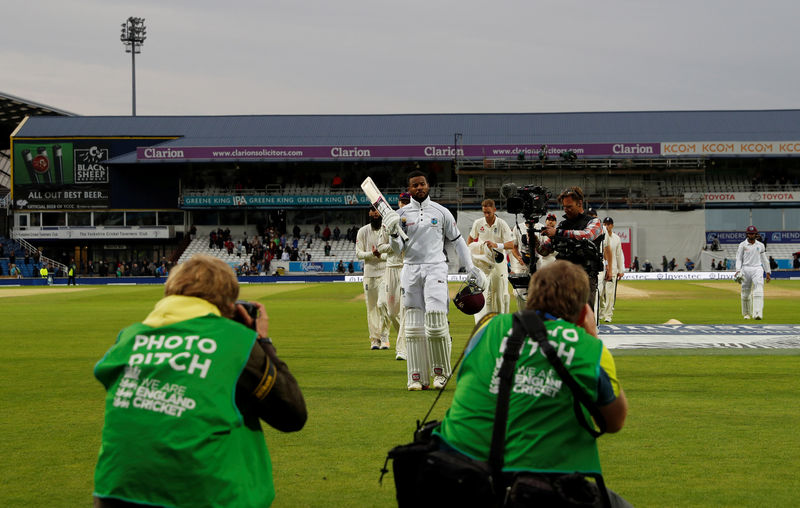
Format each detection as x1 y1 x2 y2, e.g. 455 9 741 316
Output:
380 341 390 350
433 375 448 390
743 315 751 320
603 318 612 323
395 352 406 361
754 316 762 320
408 381 424 391
370 339 380 350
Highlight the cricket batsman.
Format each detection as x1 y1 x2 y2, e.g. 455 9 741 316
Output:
383 170 486 391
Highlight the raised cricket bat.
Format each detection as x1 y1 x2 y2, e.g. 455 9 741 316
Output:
360 177 409 241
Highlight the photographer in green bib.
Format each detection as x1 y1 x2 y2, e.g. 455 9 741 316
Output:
93 255 307 508
434 260 632 507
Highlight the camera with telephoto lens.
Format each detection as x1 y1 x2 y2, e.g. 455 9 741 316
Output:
552 236 604 275
506 185 551 221
235 300 259 329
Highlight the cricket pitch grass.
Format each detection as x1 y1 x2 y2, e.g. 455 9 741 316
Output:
1 280 798 507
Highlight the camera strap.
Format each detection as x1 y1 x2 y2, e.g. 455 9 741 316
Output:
515 310 607 438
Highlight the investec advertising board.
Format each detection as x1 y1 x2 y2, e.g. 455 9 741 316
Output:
12 138 171 210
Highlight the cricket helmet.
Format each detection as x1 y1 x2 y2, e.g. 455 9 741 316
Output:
453 280 485 315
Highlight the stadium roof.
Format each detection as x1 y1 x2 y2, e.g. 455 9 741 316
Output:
12 109 800 164
1 91 75 150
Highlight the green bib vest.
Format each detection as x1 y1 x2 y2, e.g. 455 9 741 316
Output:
94 314 274 507
436 314 604 474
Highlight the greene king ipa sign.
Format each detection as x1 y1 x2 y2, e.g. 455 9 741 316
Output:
13 141 111 209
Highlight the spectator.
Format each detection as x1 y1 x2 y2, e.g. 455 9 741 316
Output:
292 224 301 238
685 258 695 271
348 261 355 273
769 256 778 271
324 242 332 256
314 224 321 239
643 259 653 272
333 226 341 241
711 259 717 270
661 256 668 272
337 260 345 273
793 253 800 269
10 263 22 278
710 235 721 251
631 256 640 272
92 255 306 508
322 225 331 242
668 258 676 271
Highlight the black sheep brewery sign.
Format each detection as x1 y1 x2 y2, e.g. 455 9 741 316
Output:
12 141 110 209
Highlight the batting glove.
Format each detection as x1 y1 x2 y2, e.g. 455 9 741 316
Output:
383 210 401 234
733 271 743 284
467 266 487 291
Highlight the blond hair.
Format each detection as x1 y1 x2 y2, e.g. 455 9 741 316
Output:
481 199 496 208
164 255 239 317
525 260 588 323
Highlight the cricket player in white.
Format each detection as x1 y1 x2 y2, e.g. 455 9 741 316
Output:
377 193 411 360
509 213 558 309
383 171 485 391
599 217 625 323
356 207 390 349
735 225 771 320
468 199 514 322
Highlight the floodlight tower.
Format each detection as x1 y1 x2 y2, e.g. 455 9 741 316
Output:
120 16 147 116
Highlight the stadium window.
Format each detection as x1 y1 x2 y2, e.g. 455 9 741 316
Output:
191 211 219 226
94 212 124 226
42 212 66 226
219 210 245 225
67 212 92 227
157 211 184 226
246 210 270 226
126 212 157 226
29 213 41 226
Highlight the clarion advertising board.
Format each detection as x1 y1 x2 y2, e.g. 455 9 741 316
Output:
11 138 172 210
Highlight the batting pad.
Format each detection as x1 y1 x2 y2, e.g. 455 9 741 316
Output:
426 311 451 378
405 308 429 386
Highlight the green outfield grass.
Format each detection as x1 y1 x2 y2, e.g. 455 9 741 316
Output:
0 281 798 507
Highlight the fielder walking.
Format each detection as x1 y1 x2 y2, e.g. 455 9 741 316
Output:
377 192 411 360
735 225 771 320
468 199 515 322
356 207 391 349
383 171 486 390
599 217 625 323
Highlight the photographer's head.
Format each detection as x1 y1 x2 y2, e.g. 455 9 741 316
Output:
165 255 239 318
558 186 585 219
525 260 589 324
407 170 430 202
481 199 497 224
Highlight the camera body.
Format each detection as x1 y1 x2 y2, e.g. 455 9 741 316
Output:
235 300 259 329
506 185 551 221
552 236 604 275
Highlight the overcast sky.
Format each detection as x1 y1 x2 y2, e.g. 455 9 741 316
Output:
3 0 799 116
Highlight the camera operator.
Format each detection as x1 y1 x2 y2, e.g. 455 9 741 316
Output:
93 255 307 508
536 187 605 306
510 213 558 309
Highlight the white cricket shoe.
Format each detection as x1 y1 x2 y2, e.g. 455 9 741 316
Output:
743 315 751 320
603 318 612 323
370 339 380 350
380 341 390 350
433 375 448 390
754 316 762 320
408 381 424 391
395 352 406 361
